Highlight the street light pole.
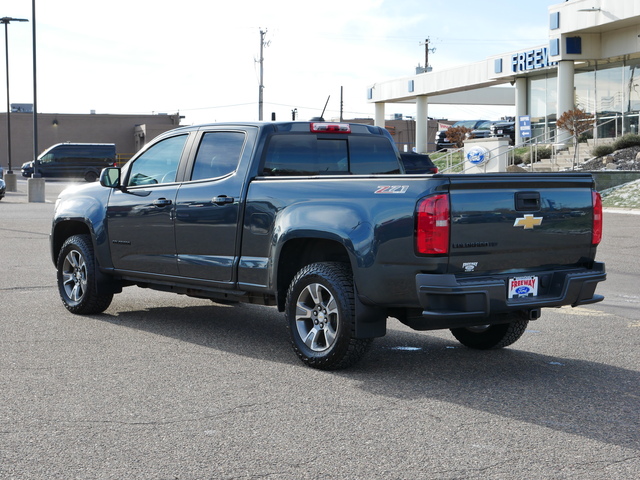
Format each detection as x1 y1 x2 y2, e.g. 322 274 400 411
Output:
27 0 45 203
1 16 28 178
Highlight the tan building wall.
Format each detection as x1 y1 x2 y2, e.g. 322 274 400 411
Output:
0 112 182 171
347 117 441 152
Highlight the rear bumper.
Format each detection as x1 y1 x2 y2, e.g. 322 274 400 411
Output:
410 262 606 330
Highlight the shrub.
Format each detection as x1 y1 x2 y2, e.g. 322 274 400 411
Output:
612 133 640 151
592 144 614 158
521 146 553 164
578 131 593 143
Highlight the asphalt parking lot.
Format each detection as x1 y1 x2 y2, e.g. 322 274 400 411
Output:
1 179 638 479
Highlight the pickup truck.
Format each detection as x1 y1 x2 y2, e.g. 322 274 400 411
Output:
50 121 606 370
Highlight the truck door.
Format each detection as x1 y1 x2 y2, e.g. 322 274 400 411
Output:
106 134 189 275
174 129 249 284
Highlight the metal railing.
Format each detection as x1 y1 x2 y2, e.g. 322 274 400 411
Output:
433 116 625 173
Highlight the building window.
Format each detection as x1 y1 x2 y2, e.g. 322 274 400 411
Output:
528 73 558 143
494 58 503 74
550 38 560 57
408 80 414 93
550 12 560 30
566 37 582 55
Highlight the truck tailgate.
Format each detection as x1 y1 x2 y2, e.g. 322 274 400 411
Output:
447 174 596 275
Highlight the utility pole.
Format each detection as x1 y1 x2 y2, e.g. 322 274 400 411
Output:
419 37 436 72
258 29 268 121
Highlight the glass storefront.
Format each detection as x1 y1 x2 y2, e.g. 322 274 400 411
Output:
527 57 640 144
623 59 640 136
528 74 557 143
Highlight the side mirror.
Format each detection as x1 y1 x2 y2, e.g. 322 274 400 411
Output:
100 167 121 188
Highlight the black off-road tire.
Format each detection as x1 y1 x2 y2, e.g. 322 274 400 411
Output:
285 262 372 370
57 234 113 314
450 312 530 350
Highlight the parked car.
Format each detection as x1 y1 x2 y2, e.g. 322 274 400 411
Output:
0 166 4 179
399 152 438 174
490 121 516 144
436 120 489 150
466 121 502 141
0 177 5 200
21 143 117 182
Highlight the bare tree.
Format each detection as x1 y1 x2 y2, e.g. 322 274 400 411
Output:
556 108 594 169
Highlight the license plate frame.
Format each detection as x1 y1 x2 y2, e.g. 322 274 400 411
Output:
508 275 539 298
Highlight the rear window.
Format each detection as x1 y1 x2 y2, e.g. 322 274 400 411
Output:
262 134 400 176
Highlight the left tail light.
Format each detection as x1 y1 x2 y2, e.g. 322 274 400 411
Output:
416 193 450 255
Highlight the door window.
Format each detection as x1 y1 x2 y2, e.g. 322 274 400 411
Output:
127 135 188 186
190 131 246 181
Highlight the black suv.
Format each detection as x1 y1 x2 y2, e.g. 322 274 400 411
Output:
435 120 488 150
399 152 438 174
490 122 516 144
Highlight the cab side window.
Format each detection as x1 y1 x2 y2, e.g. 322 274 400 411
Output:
190 132 246 181
127 135 188 186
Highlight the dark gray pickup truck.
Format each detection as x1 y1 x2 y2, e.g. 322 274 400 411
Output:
50 121 606 369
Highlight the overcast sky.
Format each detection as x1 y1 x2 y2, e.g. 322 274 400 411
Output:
4 0 560 125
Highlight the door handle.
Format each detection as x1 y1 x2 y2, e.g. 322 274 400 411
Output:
153 198 172 207
212 196 234 205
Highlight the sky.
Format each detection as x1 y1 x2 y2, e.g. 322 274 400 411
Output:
3 0 561 125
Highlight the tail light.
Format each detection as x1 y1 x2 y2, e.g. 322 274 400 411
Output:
592 190 603 245
416 193 450 255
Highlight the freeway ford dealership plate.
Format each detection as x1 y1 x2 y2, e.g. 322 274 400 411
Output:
508 275 539 298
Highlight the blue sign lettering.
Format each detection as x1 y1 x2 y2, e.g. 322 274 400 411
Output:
510 47 557 73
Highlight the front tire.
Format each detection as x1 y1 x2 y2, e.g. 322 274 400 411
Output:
285 262 372 370
57 234 113 314
450 312 529 350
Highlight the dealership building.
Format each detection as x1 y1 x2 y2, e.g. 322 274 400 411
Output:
368 0 640 152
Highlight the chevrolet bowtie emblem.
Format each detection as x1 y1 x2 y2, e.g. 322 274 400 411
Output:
514 214 543 229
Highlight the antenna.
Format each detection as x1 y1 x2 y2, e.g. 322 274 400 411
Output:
320 95 330 120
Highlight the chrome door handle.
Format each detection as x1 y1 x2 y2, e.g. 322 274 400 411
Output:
153 198 172 207
212 196 234 205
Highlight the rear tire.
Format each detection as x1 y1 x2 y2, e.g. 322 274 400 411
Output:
57 234 113 314
285 262 372 370
450 312 529 350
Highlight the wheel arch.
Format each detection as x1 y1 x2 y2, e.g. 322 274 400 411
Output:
275 236 352 311
274 235 387 339
51 220 92 266
51 219 113 271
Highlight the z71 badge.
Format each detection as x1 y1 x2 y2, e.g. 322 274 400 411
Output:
375 185 409 194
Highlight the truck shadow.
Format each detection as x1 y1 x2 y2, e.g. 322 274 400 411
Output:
96 300 639 451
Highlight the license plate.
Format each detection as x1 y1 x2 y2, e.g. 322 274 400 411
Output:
508 276 538 298
498 129 504 134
